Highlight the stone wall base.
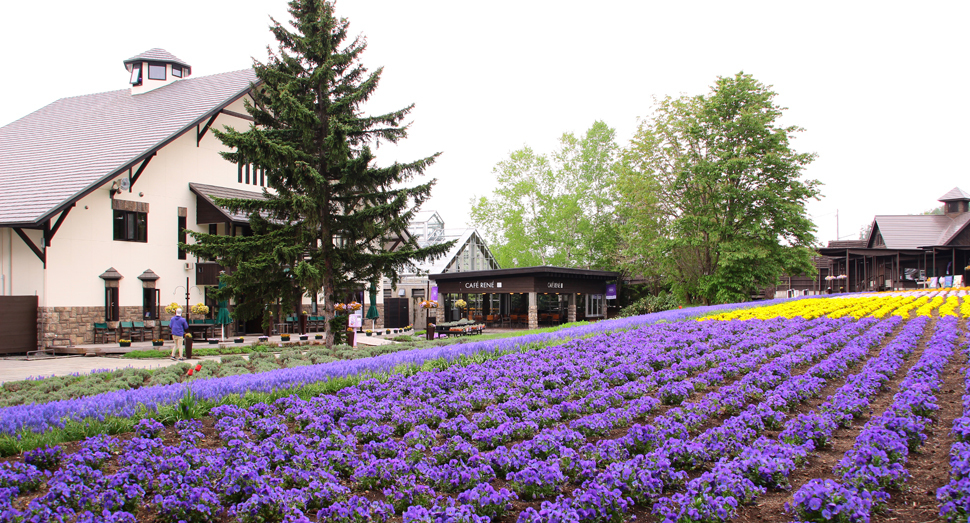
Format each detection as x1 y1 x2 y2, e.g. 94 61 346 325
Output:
39 306 225 347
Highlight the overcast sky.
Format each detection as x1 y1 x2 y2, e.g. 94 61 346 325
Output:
2 1 967 245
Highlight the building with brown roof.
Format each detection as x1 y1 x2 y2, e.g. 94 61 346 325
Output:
816 188 970 293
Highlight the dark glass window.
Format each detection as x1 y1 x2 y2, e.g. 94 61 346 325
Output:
113 210 147 242
143 288 159 320
172 65 182 78
178 215 187 260
238 163 243 183
129 65 142 85
147 63 166 80
105 287 120 321
209 224 218 235
412 288 425 298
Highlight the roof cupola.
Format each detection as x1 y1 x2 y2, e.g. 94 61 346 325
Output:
123 48 191 95
938 187 970 217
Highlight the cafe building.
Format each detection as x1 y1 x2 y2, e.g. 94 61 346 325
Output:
428 266 619 330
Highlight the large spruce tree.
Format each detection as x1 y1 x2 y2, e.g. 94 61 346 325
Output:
185 0 452 347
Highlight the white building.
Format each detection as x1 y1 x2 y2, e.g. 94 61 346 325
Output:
0 49 385 352
383 211 499 329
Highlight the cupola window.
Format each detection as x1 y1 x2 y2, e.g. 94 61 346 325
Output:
147 62 166 81
172 65 182 78
129 64 142 85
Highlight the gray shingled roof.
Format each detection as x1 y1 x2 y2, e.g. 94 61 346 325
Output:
0 68 257 226
123 48 191 69
189 183 266 223
870 215 955 249
938 187 970 202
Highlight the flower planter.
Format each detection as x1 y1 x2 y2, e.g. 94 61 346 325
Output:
366 332 372 337
208 339 219 345
280 336 291 342
300 335 308 341
315 334 323 340
152 341 164 347
234 338 244 344
258 336 268 343
119 341 131 348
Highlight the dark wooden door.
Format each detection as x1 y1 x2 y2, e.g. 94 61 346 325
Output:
384 298 409 329
0 296 38 354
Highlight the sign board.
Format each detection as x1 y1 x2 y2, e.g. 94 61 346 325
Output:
605 283 617 300
430 286 438 301
945 275 954 288
348 312 362 328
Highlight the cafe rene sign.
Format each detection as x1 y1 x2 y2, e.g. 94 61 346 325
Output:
460 280 567 291
463 280 503 290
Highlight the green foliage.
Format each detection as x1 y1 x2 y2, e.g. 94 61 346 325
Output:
471 121 621 269
184 0 454 349
619 293 680 317
620 72 820 304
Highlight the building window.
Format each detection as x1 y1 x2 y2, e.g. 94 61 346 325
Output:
143 288 159 320
172 65 182 78
412 288 425 298
105 287 120 322
178 216 187 260
586 294 604 318
113 210 147 242
129 64 142 85
147 63 166 81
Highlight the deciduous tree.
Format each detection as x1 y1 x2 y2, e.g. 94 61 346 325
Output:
620 73 820 304
470 121 621 270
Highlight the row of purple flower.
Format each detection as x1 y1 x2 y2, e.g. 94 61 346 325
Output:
0 298 800 437
0 312 915 522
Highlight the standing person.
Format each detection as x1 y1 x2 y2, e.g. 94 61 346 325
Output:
170 308 189 361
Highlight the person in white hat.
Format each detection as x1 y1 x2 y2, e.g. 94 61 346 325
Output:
170 308 189 360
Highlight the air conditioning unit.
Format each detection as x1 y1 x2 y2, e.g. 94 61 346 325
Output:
184 262 194 270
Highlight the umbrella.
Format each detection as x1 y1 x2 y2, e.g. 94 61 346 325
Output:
215 280 232 340
366 286 380 330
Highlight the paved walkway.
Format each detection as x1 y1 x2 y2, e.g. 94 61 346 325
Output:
0 333 397 384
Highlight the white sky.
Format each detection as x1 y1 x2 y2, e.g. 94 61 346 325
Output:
2 0 968 246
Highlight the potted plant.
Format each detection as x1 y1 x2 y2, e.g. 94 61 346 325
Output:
316 334 324 340
234 337 244 344
281 334 291 342
300 335 309 341
365 330 373 337
208 338 219 345
152 339 164 347
385 328 391 335
119 339 131 348
258 335 269 343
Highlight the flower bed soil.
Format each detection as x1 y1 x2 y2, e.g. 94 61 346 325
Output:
734 317 963 523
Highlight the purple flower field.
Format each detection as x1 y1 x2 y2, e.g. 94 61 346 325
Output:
1 298 965 522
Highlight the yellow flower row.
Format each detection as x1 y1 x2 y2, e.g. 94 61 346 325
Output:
700 289 968 321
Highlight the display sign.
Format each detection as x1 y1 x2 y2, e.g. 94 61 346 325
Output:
430 286 438 301
348 312 362 328
605 283 617 300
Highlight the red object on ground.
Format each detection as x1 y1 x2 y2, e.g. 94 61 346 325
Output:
186 369 194 377
195 364 202 372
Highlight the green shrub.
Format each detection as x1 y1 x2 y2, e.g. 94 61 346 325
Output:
218 366 251 378
221 355 245 364
252 360 281 373
619 293 680 317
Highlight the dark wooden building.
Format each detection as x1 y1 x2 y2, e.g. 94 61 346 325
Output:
818 187 970 293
